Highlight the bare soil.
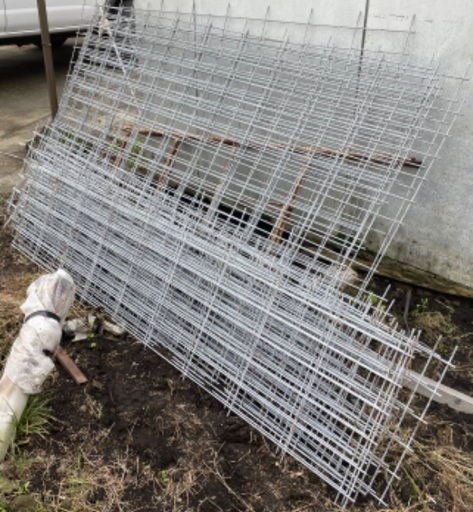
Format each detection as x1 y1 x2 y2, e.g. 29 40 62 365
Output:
1 206 472 512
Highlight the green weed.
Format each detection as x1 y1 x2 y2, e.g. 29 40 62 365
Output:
414 297 429 315
14 394 54 448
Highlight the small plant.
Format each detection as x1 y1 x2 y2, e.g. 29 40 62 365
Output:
13 479 30 495
414 297 429 315
368 292 379 306
87 331 98 349
95 403 104 421
83 393 104 420
13 393 54 449
445 325 456 335
76 451 84 471
159 470 170 484
437 341 452 356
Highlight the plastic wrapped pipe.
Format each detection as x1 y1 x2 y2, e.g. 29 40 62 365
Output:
0 270 75 459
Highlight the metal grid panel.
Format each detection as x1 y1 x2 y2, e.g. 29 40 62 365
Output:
8 7 463 506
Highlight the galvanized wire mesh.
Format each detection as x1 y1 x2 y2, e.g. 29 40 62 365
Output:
8 7 464 506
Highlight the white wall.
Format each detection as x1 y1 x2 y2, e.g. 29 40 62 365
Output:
136 1 364 26
134 0 473 293
364 0 473 290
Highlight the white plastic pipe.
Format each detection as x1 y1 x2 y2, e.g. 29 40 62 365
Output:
0 269 75 460
0 377 28 459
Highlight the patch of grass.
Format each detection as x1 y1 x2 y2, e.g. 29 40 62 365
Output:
4 452 34 482
82 391 104 421
13 394 55 450
411 295 457 342
413 310 457 340
41 449 153 512
409 439 473 512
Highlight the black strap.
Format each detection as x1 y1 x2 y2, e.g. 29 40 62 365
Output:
24 310 61 324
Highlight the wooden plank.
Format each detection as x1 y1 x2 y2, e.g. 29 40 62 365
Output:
155 137 183 190
54 346 88 385
122 126 422 168
269 156 312 246
113 127 131 168
404 370 473 414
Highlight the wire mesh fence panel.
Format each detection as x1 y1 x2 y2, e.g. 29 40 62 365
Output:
8 6 466 506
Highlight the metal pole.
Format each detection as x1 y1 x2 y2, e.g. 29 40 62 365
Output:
36 0 58 118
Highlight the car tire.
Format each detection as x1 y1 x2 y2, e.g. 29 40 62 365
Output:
34 35 69 49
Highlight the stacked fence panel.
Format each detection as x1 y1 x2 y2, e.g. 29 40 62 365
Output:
8 8 464 506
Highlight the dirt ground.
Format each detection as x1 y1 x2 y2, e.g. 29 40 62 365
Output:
0 203 472 512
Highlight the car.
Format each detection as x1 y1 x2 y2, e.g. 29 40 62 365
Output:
0 0 105 47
